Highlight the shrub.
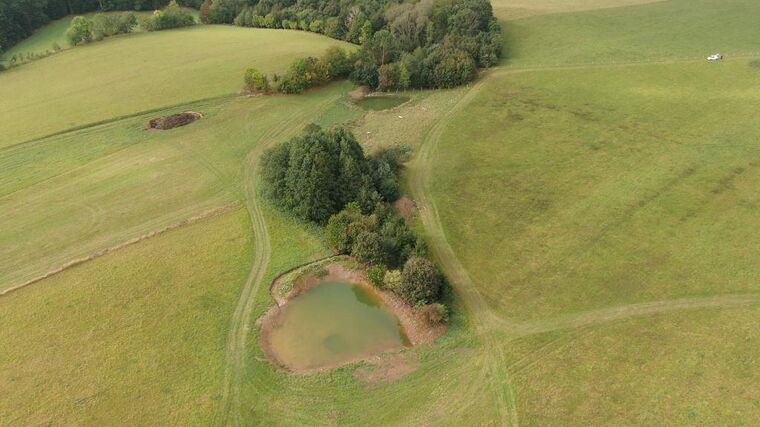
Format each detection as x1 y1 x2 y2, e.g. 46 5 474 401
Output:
325 203 363 253
51 42 61 51
399 256 442 305
199 0 212 23
277 57 329 94
66 16 93 46
366 265 387 288
320 46 352 80
383 269 402 292
351 231 385 265
243 67 270 93
420 303 449 325
141 1 195 31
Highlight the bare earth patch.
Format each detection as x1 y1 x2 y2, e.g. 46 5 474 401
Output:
259 257 446 374
147 111 202 130
349 85 371 100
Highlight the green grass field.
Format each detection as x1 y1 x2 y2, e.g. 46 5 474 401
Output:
1 1 759 424
0 25 353 147
0 207 253 424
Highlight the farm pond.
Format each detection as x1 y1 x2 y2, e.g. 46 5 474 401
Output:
263 281 411 372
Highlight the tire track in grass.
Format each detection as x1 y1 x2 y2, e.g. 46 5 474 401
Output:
214 93 342 426
409 79 521 426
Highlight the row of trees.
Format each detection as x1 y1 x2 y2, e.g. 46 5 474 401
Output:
243 46 351 95
261 125 447 313
209 0 501 90
0 0 200 54
64 2 194 46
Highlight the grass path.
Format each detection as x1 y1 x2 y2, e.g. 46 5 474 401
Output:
409 62 760 424
214 93 341 426
408 79 521 426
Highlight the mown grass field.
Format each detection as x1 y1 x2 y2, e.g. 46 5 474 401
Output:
500 0 760 66
0 25 353 147
2 0 759 425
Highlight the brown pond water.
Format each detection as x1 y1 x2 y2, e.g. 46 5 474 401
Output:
267 281 411 371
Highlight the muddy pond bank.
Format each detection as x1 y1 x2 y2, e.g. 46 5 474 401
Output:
259 257 446 374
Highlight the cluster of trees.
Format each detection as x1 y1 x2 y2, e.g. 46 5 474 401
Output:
65 13 137 45
261 124 400 224
63 2 193 46
139 1 196 31
0 0 199 55
244 46 351 94
261 125 446 314
208 0 501 90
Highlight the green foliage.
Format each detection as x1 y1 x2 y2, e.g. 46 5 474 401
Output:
261 126 388 224
383 269 402 292
321 46 352 80
399 256 442 305
141 1 195 31
222 0 500 90
243 67 270 93
325 203 363 254
352 231 385 265
366 264 387 288
66 16 93 46
92 12 137 40
277 57 329 94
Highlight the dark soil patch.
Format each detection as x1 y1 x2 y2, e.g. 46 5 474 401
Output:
147 111 202 130
349 85 371 100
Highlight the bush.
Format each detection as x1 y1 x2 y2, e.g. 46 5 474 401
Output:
352 231 385 265
420 303 449 325
277 57 329 94
325 203 364 253
366 265 387 288
66 16 93 46
243 67 270 93
51 42 62 51
141 1 195 31
321 46 352 80
383 269 402 292
199 0 212 23
399 256 442 305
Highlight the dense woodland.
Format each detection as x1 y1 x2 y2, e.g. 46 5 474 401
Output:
210 0 501 89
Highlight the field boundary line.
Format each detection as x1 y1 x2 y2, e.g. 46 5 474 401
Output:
0 202 240 297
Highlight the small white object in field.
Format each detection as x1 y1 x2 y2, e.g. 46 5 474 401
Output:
706 53 723 61
398 115 403 119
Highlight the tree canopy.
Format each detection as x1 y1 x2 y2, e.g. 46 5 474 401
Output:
215 0 501 90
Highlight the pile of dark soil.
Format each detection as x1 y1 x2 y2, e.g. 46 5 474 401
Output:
147 111 202 130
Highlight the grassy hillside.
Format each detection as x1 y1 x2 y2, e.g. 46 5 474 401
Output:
0 25 354 147
0 83 351 292
0 208 253 425
432 59 760 320
2 0 759 424
501 0 760 66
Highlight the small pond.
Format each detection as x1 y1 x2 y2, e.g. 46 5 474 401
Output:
355 95 410 111
267 281 410 371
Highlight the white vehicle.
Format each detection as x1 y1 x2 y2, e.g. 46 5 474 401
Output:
707 53 723 61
